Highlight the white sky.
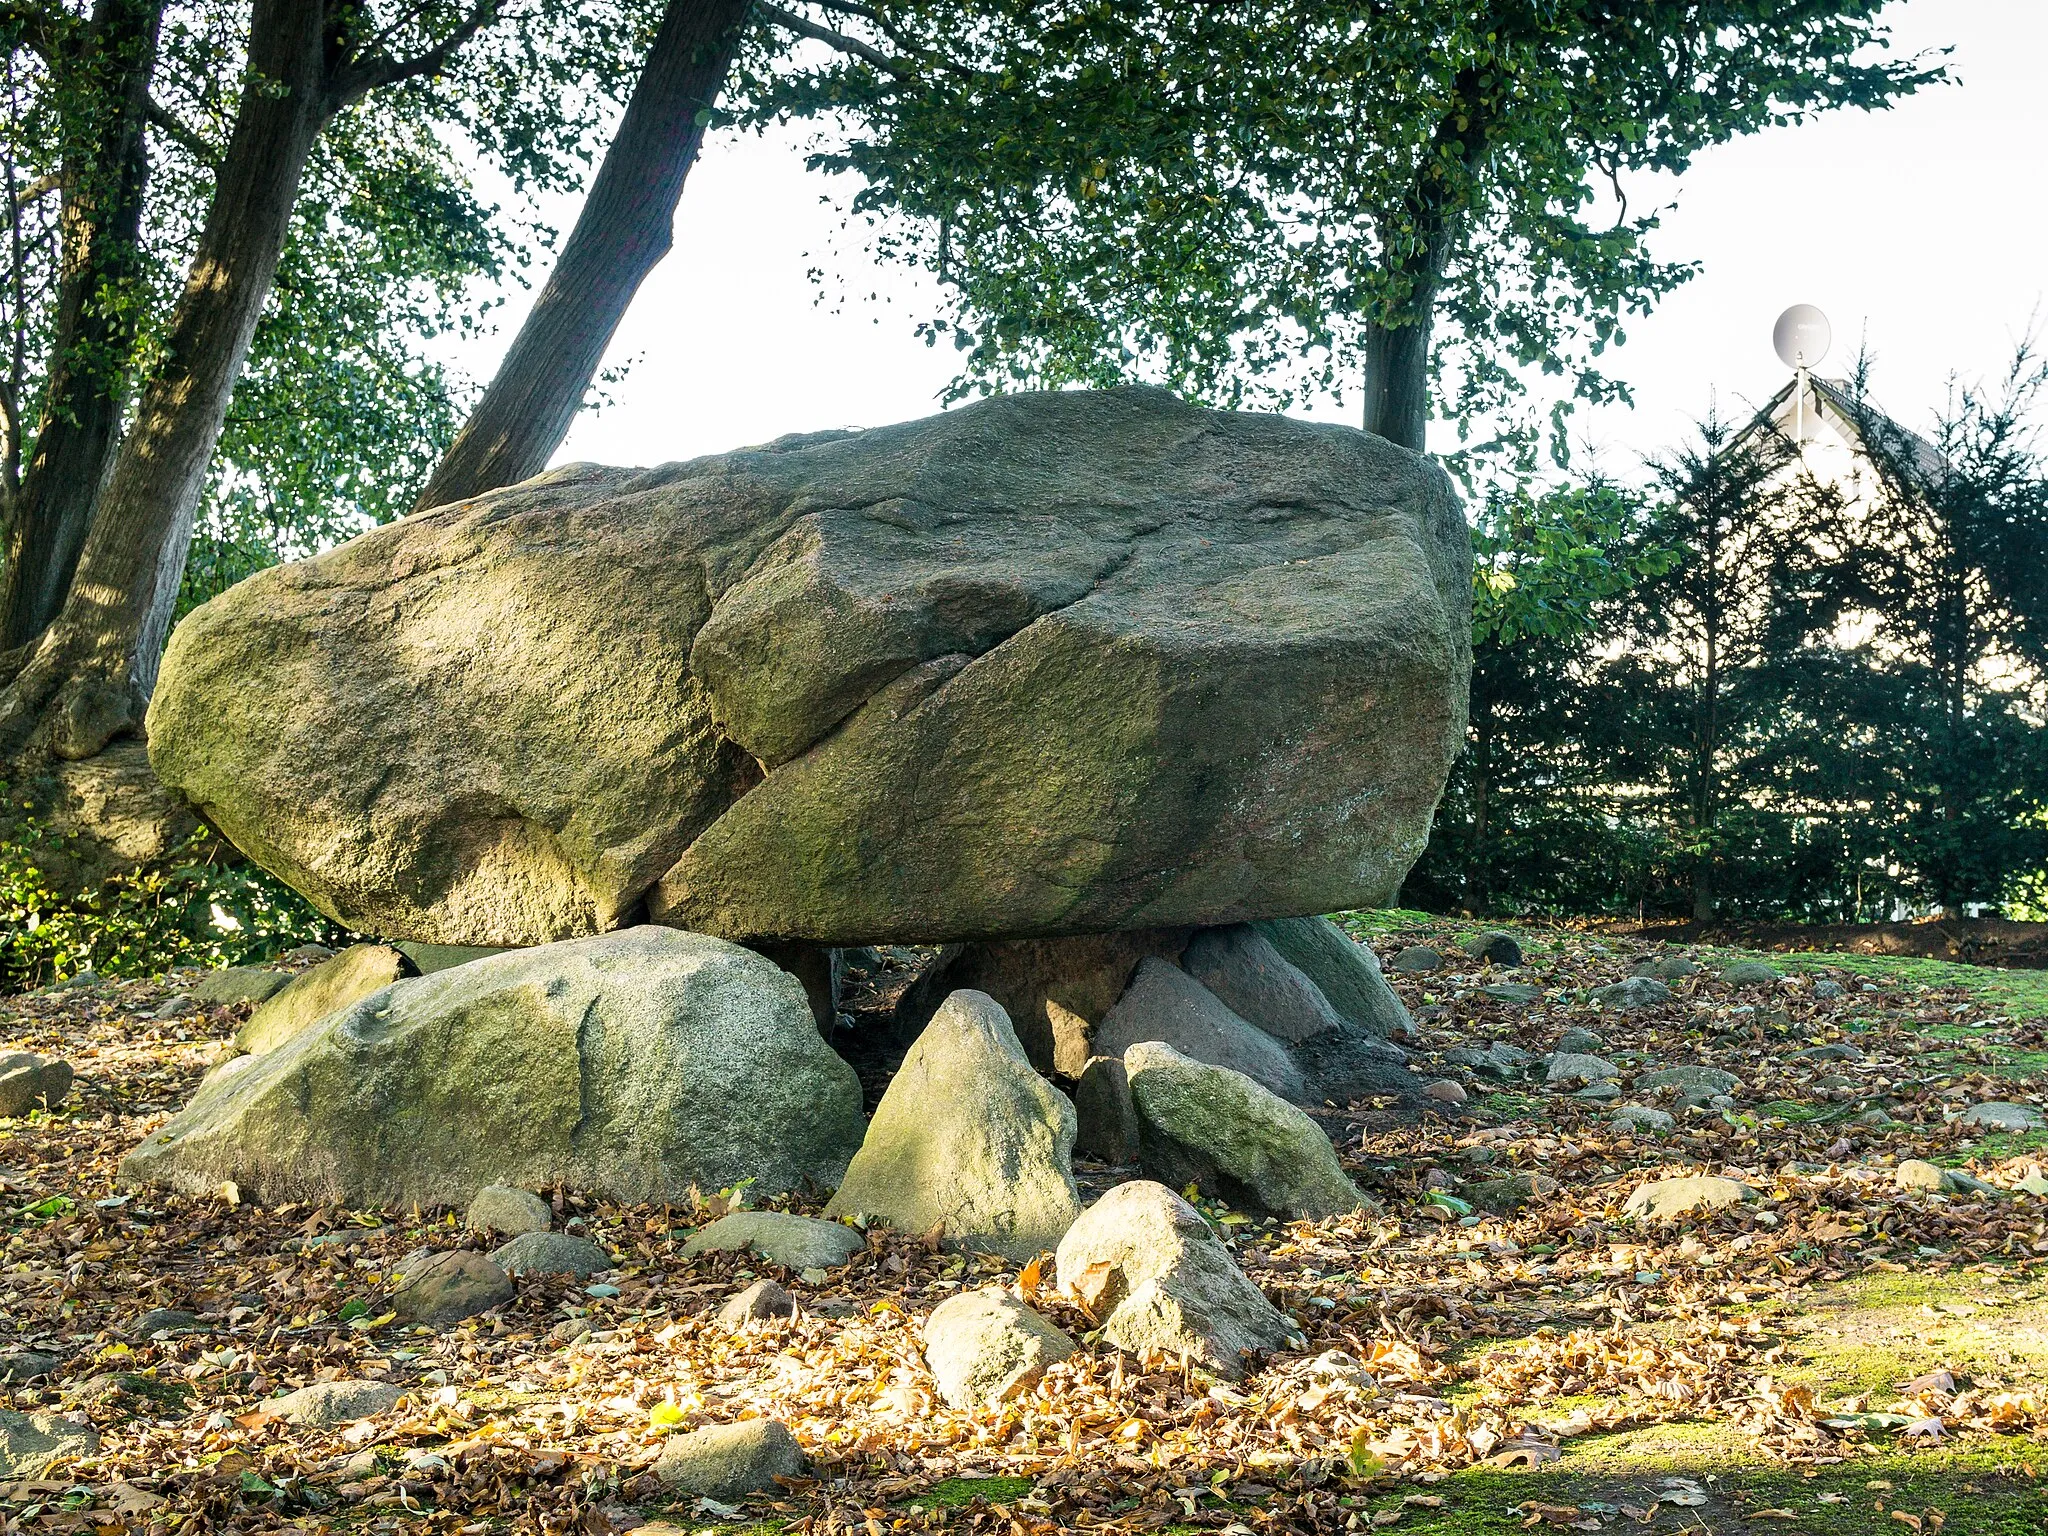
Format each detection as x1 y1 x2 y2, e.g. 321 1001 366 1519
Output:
509 0 2046 477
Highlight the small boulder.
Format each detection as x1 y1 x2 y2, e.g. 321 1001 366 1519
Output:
1073 1055 1140 1165
1576 1081 1622 1103
1125 1041 1367 1219
1055 1181 1297 1380
1391 945 1443 974
921 1289 1075 1409
717 1280 798 1326
1611 1105 1676 1135
1480 984 1543 1006
1623 1175 1759 1221
1251 916 1414 1041
654 1420 806 1500
190 967 292 1006
0 1053 73 1117
0 1409 98 1478
1462 930 1523 967
236 943 412 1056
1553 1027 1604 1055
466 1185 551 1237
1720 960 1784 988
682 1212 866 1272
826 991 1080 1260
1813 978 1846 998
1546 1052 1619 1086
1957 1102 2045 1133
394 1250 513 1326
1630 955 1700 980
263 1379 404 1425
1590 977 1671 1010
1093 958 1307 1103
1894 1160 1949 1194
1639 1065 1743 1098
489 1231 612 1278
1424 1079 1467 1105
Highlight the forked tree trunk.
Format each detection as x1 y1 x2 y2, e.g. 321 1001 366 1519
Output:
0 0 333 759
0 0 165 650
414 0 750 512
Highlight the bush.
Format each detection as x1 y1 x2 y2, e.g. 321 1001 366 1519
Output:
0 811 345 993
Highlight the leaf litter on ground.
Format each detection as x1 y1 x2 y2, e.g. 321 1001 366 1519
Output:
1 928 2047 1532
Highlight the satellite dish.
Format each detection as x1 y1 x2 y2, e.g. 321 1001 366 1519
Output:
1773 304 1831 370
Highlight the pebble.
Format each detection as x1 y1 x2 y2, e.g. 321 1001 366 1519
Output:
465 1185 551 1237
718 1280 798 1326
1546 1052 1619 1086
1423 1079 1467 1104
1392 945 1444 974
1611 1105 1676 1135
489 1232 612 1278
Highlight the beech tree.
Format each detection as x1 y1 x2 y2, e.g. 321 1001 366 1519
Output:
417 0 751 510
745 1 1941 462
0 0 656 871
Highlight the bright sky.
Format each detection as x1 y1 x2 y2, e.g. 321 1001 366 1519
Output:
523 0 2046 478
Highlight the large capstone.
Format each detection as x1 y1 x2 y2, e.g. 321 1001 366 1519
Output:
119 928 866 1207
147 388 1470 947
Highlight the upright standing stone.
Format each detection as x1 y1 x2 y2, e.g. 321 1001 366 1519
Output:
826 991 1081 1260
1092 958 1308 1103
1252 916 1413 1040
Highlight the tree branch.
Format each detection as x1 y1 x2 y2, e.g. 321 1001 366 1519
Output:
753 0 903 78
9 170 53 209
331 0 500 107
145 98 215 168
0 3 65 64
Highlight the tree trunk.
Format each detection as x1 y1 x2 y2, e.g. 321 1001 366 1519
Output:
1361 306 1435 454
414 0 749 512
1359 69 1488 455
0 0 333 759
0 0 164 651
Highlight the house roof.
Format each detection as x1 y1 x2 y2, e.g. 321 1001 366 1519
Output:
1743 372 1945 484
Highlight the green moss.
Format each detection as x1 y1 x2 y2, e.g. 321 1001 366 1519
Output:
1331 908 1447 938
1951 1128 2048 1159
923 1476 1035 1507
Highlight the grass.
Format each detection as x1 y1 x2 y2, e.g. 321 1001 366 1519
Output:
1378 1440 2048 1534
1769 950 2048 1022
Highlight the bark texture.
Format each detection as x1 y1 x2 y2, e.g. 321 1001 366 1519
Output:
414 0 748 512
0 0 164 650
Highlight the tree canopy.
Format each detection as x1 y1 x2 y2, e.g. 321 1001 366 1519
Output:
748 1 1942 462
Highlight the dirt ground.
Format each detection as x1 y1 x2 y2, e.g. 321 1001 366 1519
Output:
5 921 2048 1535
